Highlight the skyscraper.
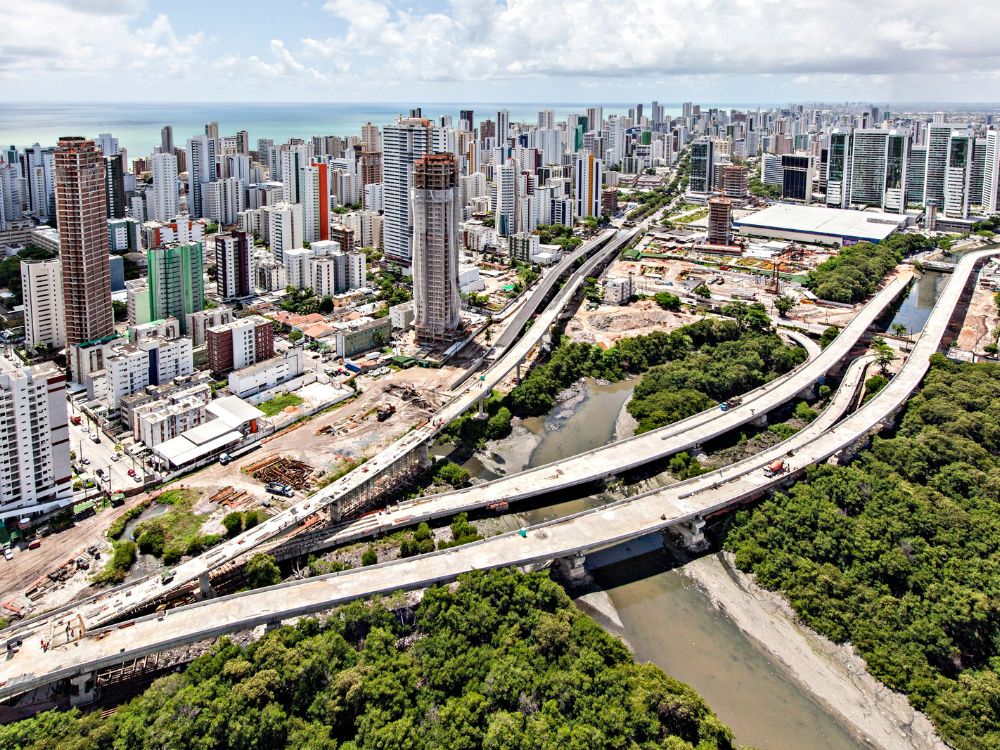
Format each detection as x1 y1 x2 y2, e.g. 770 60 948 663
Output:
574 152 603 219
0 358 72 519
687 137 715 196
146 242 205 333
161 125 174 155
21 258 66 351
495 160 518 237
215 232 254 301
707 196 733 245
104 152 127 219
55 137 113 347
150 152 179 221
186 135 217 218
382 117 433 264
497 110 510 143
301 160 330 243
982 131 1000 213
412 153 461 344
460 110 475 132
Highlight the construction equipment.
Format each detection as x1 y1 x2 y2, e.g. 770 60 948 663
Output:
377 404 396 422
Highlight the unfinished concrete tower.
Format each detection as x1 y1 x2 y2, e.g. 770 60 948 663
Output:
411 153 461 345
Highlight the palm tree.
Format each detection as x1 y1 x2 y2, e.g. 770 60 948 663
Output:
871 336 896 376
891 323 909 340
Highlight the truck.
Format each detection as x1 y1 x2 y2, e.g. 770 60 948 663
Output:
265 481 295 498
218 452 232 466
70 415 82 426
763 459 786 478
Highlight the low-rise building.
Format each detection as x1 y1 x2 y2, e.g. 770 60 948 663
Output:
152 396 265 470
186 307 234 348
390 301 415 331
335 316 392 358
132 382 212 448
602 275 635 305
228 348 304 399
207 315 274 374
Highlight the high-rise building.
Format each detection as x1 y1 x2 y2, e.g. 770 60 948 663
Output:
411 153 461 344
21 259 66 351
186 135 217 218
537 109 555 130
279 144 309 203
982 131 1000 213
216 232 254 301
146 242 205 333
781 154 814 203
943 131 972 219
460 110 475 132
56 137 113 348
265 201 304 262
707 196 733 245
924 123 969 210
104 153 127 219
0 161 22 231
161 125 174 156
359 151 382 188
688 137 715 195
907 146 927 206
206 315 274 373
495 160 518 236
361 122 380 151
574 152 603 219
825 129 852 208
0 358 72 519
720 164 749 199
302 160 330 243
497 110 510 142
382 117 433 264
150 152 179 221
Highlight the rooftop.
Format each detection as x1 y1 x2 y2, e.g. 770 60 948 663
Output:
734 204 906 243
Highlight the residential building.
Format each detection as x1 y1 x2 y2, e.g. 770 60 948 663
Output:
382 117 433 263
215 232 254 301
186 135 216 218
56 138 114 351
302 160 331 242
186 307 234 348
707 196 733 245
411 153 462 344
21 259 65 351
0 358 72 519
145 242 205 333
132 383 211 448
206 315 274 374
149 152 179 221
335 317 392 358
721 164 748 199
265 201 303 262
574 152 603 218
602 276 634 305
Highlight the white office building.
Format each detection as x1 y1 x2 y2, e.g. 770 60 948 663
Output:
150 152 179 222
186 135 217 218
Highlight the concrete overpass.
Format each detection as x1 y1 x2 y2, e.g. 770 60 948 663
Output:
0 247 992 704
0 228 633 638
269 271 909 560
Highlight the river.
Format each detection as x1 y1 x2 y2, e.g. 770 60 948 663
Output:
462 377 866 749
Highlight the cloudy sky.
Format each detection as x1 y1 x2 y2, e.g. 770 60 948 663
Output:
2 0 1000 103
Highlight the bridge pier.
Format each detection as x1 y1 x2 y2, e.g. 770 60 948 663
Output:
69 671 96 707
798 384 816 400
750 413 768 427
672 517 708 551
557 552 589 584
196 573 215 600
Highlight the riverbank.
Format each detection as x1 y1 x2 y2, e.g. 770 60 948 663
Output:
683 551 948 750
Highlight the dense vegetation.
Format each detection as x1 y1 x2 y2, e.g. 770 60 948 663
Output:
446 312 805 448
626 309 806 433
804 233 930 303
726 356 1000 749
534 223 582 251
133 489 222 565
0 570 735 750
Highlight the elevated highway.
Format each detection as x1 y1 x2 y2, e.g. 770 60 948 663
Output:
0 228 631 638
1 247 992 702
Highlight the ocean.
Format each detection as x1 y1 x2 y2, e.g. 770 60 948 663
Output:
0 102 683 157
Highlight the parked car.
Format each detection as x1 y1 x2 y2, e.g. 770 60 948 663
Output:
127 468 136 477
81 457 91 465
27 540 41 550
3 547 13 561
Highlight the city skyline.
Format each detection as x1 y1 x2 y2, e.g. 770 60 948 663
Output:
4 0 1000 103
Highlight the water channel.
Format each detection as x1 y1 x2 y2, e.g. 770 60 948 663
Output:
461 378 867 749
450 266 951 746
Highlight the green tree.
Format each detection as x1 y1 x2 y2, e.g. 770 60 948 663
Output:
361 547 378 566
653 291 681 310
774 294 796 317
243 554 282 590
890 323 908 339
870 335 896 375
693 284 711 298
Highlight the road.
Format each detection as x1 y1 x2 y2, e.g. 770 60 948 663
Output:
0 228 629 637
1 247 992 700
278 271 907 556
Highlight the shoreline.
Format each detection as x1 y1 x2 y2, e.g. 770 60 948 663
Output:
681 551 948 750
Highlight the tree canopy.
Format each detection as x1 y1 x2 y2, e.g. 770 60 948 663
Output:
725 356 1000 749
0 570 736 750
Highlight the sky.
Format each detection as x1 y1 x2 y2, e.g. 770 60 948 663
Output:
2 0 1000 105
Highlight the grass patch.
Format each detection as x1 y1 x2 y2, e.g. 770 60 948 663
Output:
258 392 305 417
91 541 137 585
133 490 221 565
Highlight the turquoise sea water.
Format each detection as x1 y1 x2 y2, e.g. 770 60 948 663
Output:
0 102 685 156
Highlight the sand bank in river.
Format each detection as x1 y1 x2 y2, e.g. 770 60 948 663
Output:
682 552 948 750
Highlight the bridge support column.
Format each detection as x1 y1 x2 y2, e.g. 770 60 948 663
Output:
515 362 522 383
750 413 768 427
673 516 708 551
330 499 343 523
197 573 215 600
798 384 816 400
69 671 96 707
418 441 433 469
557 552 589 584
